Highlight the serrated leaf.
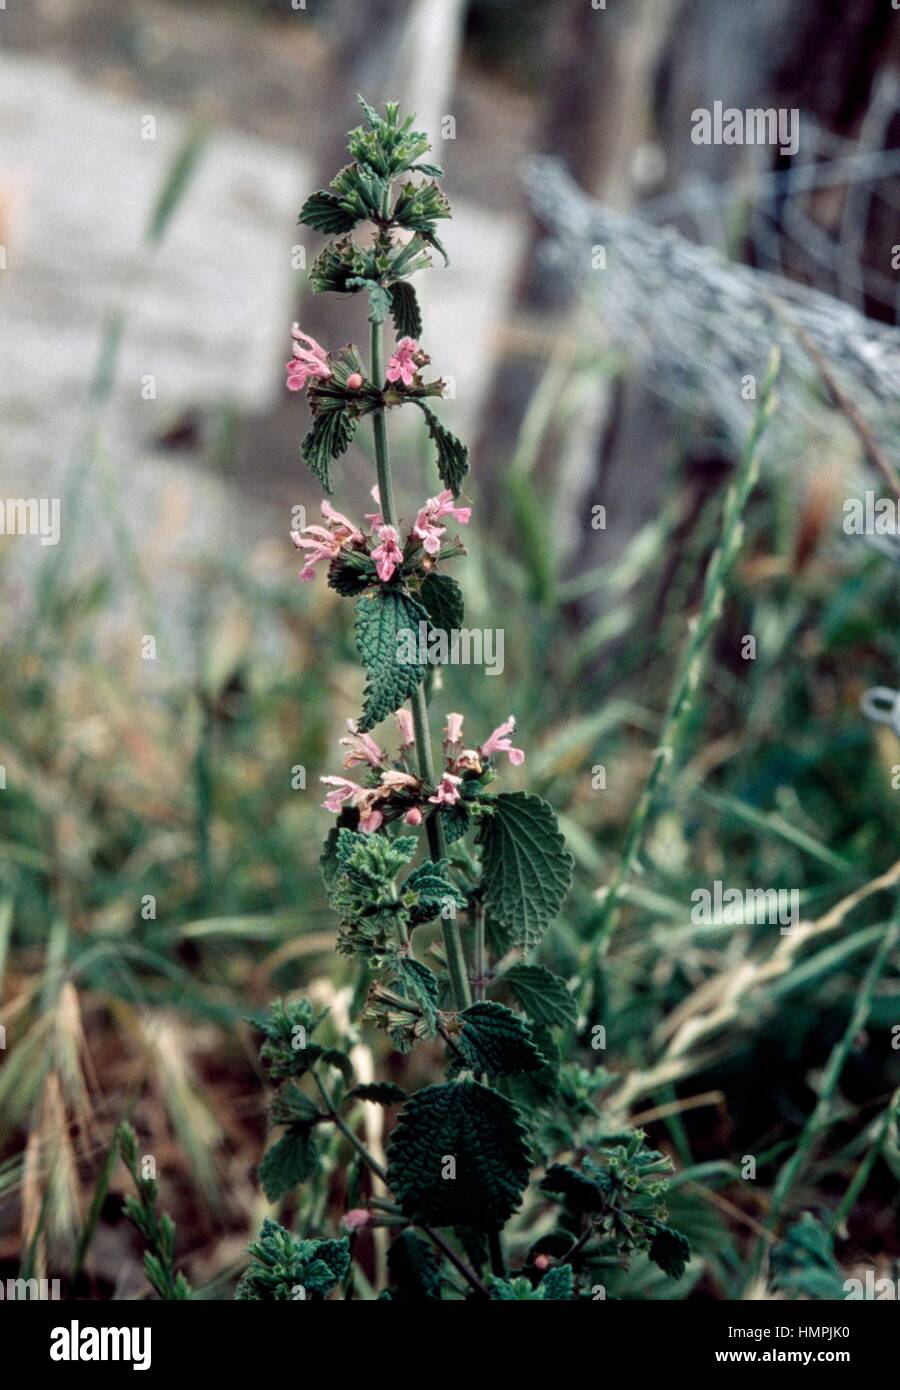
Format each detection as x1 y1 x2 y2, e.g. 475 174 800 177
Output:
503 963 577 1029
420 571 465 635
488 1265 574 1300
301 409 357 493
402 858 466 925
439 801 471 844
259 1126 319 1202
347 1081 407 1106
413 402 469 494
476 793 573 950
387 1080 531 1231
456 1001 546 1077
390 281 422 339
499 1022 560 1112
354 588 428 731
236 1221 349 1301
394 956 440 1032
649 1224 691 1281
387 1231 442 1300
298 188 357 234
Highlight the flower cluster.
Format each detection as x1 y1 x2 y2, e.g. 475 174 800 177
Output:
320 712 525 833
290 487 470 586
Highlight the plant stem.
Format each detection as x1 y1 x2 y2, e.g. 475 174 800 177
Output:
369 316 471 1012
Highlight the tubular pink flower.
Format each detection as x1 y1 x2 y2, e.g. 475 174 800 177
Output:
429 772 463 806
480 716 525 766
365 485 384 529
444 712 464 747
340 719 386 769
320 775 360 814
395 708 415 750
321 501 364 546
412 491 472 555
372 525 402 582
286 326 332 392
386 337 419 387
358 806 384 833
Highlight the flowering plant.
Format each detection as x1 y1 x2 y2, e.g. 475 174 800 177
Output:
236 100 689 1301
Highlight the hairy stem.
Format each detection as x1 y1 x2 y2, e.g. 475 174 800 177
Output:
369 316 471 1012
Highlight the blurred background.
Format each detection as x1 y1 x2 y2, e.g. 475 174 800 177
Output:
0 0 898 1299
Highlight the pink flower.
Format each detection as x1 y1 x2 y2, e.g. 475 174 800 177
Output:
386 337 419 387
372 524 402 583
340 720 386 769
342 1208 372 1232
480 716 525 766
429 772 462 806
395 709 415 750
321 501 363 546
365 485 384 529
291 502 363 581
443 712 464 748
411 491 472 556
358 806 384 833
286 326 332 392
404 807 423 826
346 372 363 390
291 524 338 582
320 775 360 814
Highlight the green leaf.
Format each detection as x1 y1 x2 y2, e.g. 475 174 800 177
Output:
347 1081 407 1106
402 858 466 925
439 801 471 844
419 571 465 635
649 1224 691 1281
499 1021 560 1112
770 1214 845 1301
390 281 423 339
476 793 573 950
387 1231 442 1300
236 1220 349 1301
298 188 357 235
354 587 428 731
503 963 577 1029
301 409 357 493
413 402 469 494
540 1162 609 1214
488 1265 574 1300
394 956 440 1031
259 1126 319 1202
387 1080 531 1231
455 1001 546 1077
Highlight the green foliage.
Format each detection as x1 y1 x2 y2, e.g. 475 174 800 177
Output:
348 97 432 179
354 587 428 730
347 1081 407 1106
117 1122 191 1300
390 280 423 339
258 1126 319 1202
455 1000 547 1077
327 828 417 961
488 1265 575 1300
387 1080 532 1231
402 857 466 925
503 963 578 1029
392 180 451 262
236 1220 349 1301
419 571 465 634
412 401 469 494
476 792 574 950
540 1133 690 1280
386 1231 443 1300
301 406 357 493
247 997 327 1081
769 1214 846 1300
297 188 357 235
